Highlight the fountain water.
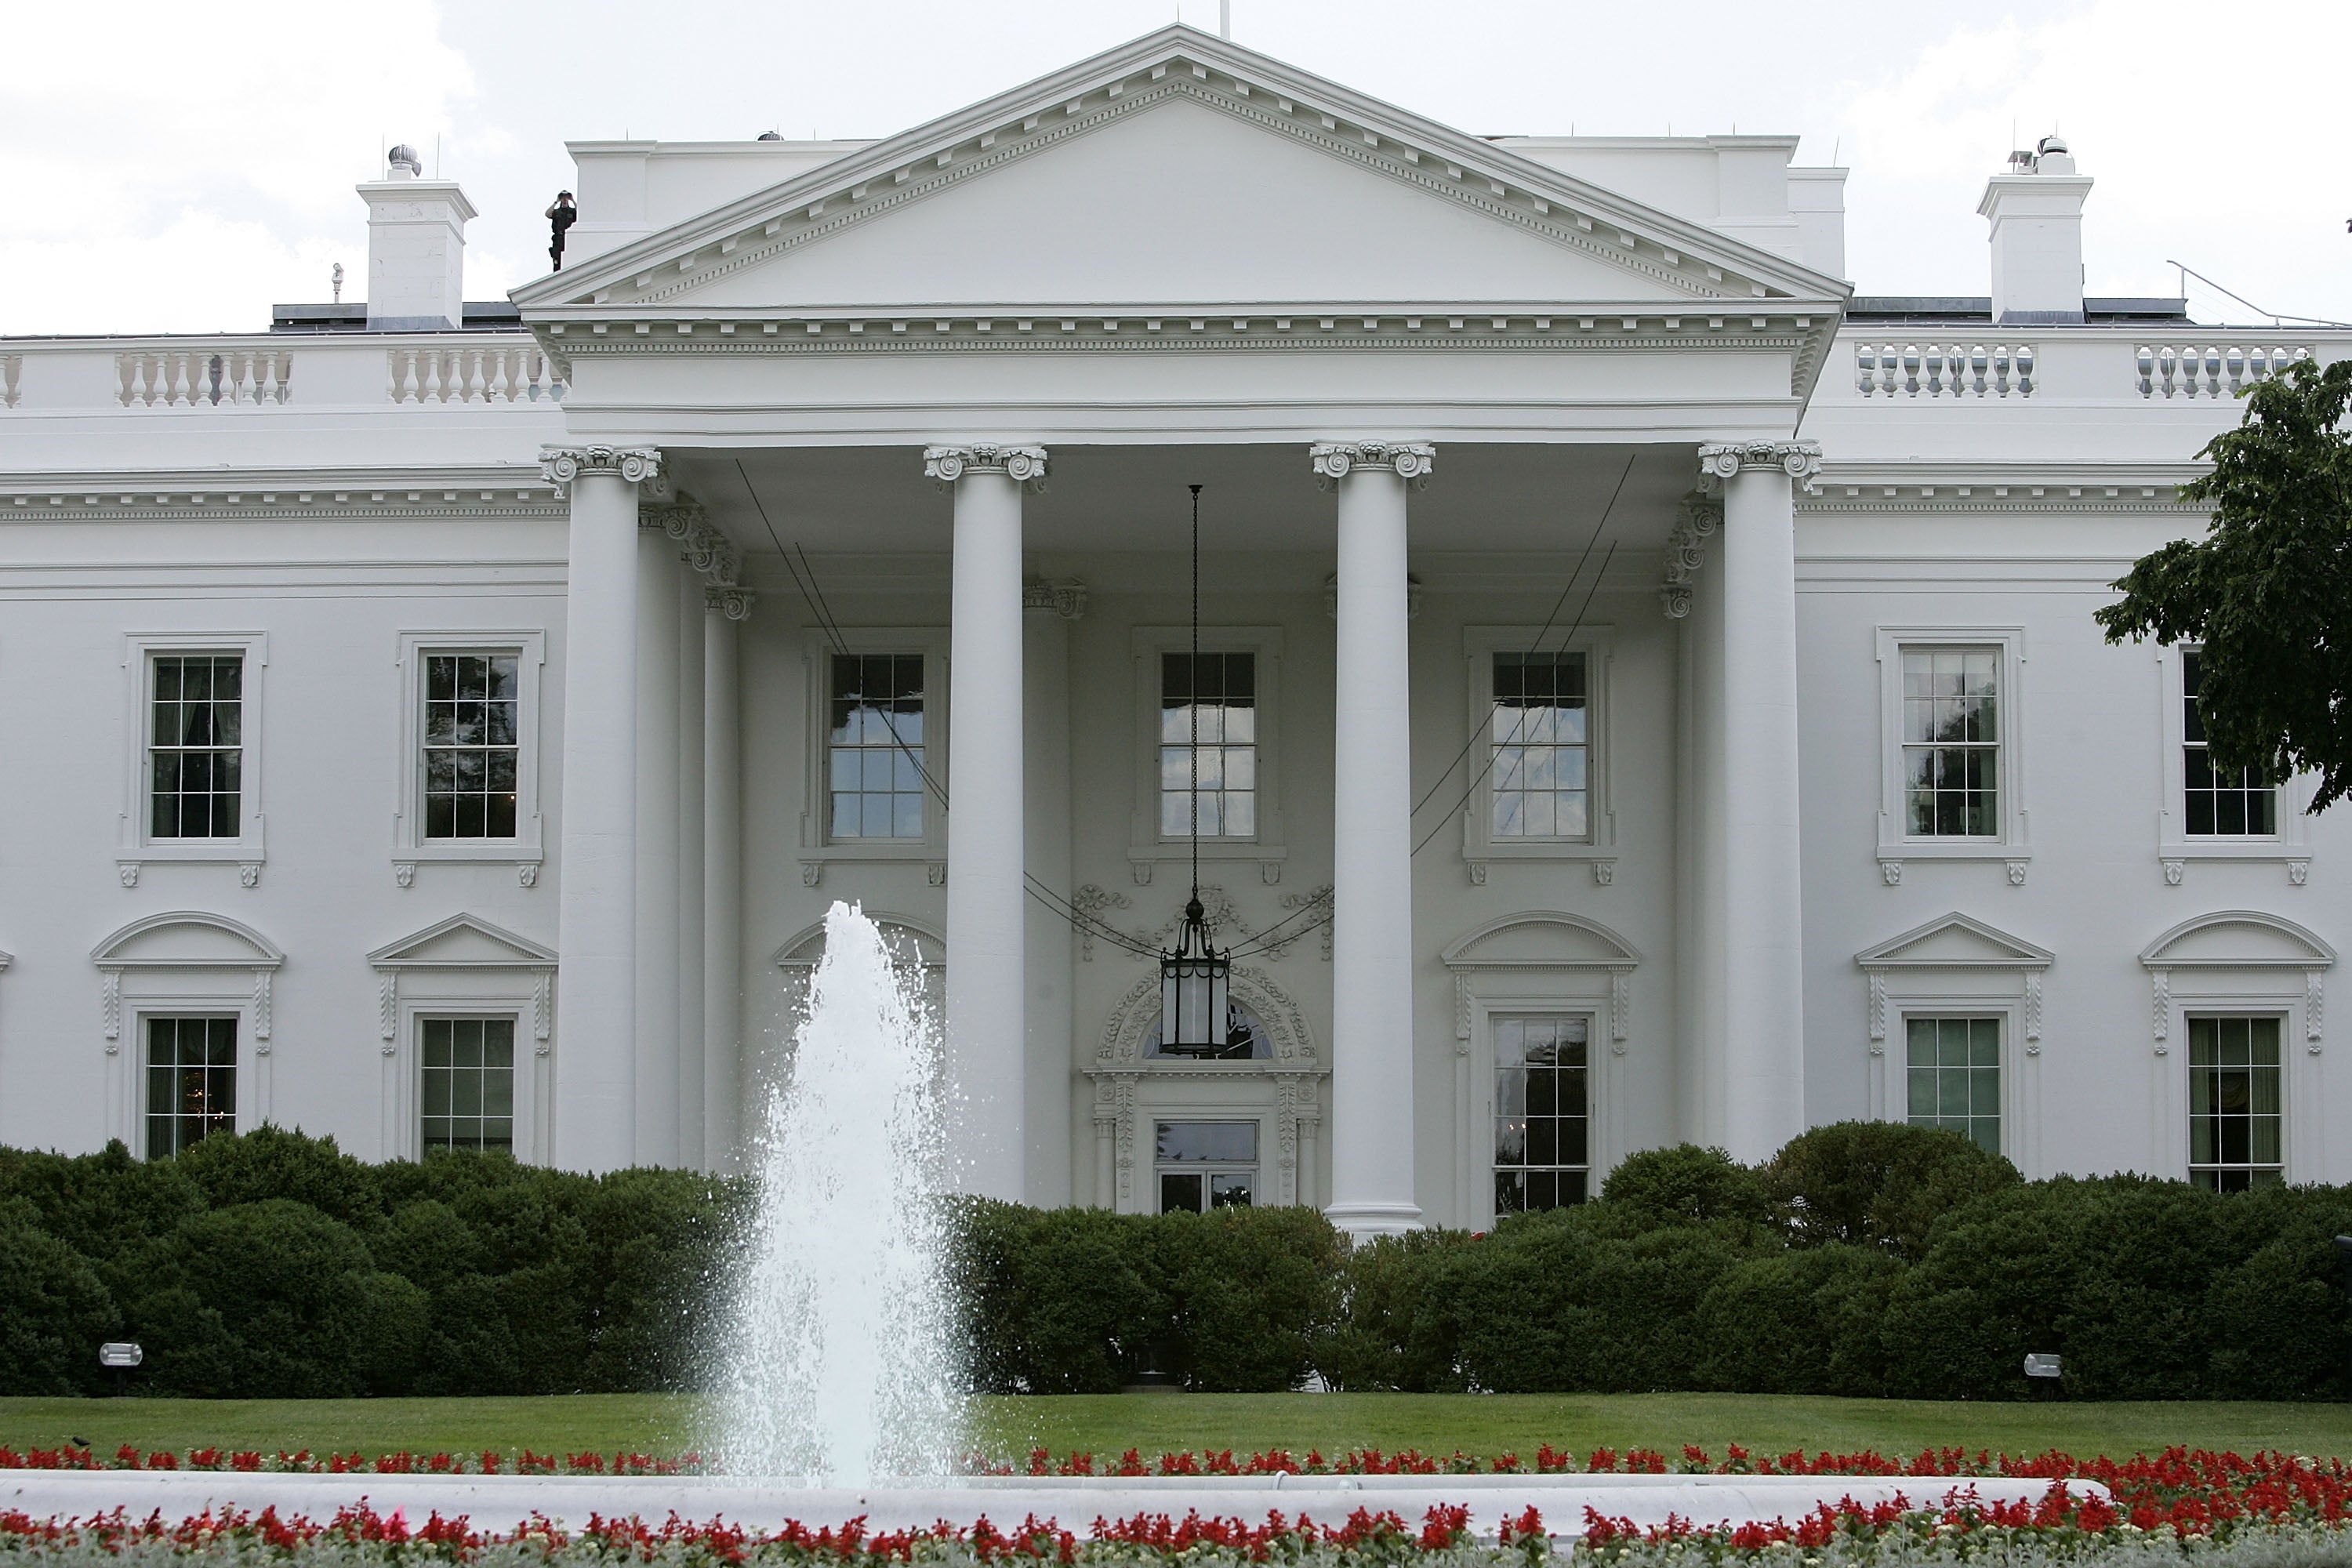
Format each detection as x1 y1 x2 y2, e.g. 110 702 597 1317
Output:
714 901 965 1482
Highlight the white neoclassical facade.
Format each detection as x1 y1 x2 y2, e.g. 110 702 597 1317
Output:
3 27 2347 1232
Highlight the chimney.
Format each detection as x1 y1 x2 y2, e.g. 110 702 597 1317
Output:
1976 136 2091 325
357 144 477 331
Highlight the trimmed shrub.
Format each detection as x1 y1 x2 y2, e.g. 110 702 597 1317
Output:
1600 1143 1776 1225
1767 1120 2021 1259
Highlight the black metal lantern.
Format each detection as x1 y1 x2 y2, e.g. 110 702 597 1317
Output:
1160 484 1233 1056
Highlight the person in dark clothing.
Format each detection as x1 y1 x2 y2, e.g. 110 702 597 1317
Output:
546 191 577 271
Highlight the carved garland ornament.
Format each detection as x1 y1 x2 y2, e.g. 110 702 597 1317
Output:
1657 497 1721 620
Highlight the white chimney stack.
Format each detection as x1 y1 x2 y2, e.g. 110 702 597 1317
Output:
1977 136 2091 325
357 144 477 331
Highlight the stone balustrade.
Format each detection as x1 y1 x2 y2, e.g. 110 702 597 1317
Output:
118 349 293 408
1854 342 2034 398
2136 343 2308 400
387 345 566 405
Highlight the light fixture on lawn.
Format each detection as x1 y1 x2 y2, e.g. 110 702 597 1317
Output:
1160 483 1232 1058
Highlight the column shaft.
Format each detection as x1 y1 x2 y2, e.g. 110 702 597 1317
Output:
702 599 745 1174
1023 587 1076 1206
634 524 684 1167
1316 441 1432 1239
546 445 659 1173
1708 444 1814 1163
932 447 1042 1203
675 566 707 1169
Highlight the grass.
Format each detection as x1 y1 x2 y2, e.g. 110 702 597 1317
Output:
2 1393 2350 1465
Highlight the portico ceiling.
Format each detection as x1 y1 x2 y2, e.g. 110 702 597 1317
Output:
667 440 1697 561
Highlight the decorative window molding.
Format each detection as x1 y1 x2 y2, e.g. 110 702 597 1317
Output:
796 627 949 877
1127 626 1287 884
393 630 547 871
1440 911 1639 1228
1458 625 1617 875
368 913 557 1163
119 632 267 877
1086 964 1323 1213
2138 909 2333 1181
1874 626 2029 869
1856 911 2051 1171
91 911 284 1147
2152 644 2307 873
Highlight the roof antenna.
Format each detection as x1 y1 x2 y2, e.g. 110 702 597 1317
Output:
1220 0 1230 36
332 263 344 305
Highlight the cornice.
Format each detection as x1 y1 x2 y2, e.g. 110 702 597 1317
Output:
1 466 561 520
1797 461 2210 514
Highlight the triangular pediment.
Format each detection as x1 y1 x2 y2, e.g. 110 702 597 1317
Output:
369 913 557 971
1857 913 2053 969
517 27 1843 321
2141 910 2336 969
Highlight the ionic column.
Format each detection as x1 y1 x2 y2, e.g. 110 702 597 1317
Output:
634 508 684 1168
673 564 706 1169
702 587 750 1174
1311 440 1434 1240
1024 576 1084 1206
926 443 1047 1203
1697 440 1820 1163
543 444 662 1173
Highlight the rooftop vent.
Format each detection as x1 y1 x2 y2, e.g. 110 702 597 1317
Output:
386 144 423 180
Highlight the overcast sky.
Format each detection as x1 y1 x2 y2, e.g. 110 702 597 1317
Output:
4 0 2344 336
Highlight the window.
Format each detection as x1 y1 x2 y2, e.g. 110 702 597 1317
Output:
829 652 927 840
2188 1015 2283 1190
1901 648 1999 837
1905 1017 2001 1154
147 1017 234 1157
2183 651 2277 837
420 1017 516 1152
1494 1014 1588 1213
1156 1120 1258 1212
1160 652 1256 838
149 654 242 839
1144 999 1273 1061
1490 652 1588 840
423 654 520 840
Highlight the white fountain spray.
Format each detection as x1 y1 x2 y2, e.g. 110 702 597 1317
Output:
716 901 965 1482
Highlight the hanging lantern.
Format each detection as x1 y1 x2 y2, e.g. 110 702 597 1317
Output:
1160 896 1232 1057
1158 483 1233 1057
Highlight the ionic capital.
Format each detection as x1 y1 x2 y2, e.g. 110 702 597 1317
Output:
705 586 756 622
1309 441 1436 489
1696 440 1823 492
924 444 1049 488
1023 576 1088 620
539 444 662 492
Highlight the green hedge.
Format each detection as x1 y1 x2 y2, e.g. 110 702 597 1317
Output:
2 1122 2347 1400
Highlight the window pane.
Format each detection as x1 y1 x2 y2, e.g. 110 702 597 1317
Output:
828 653 927 840
1160 652 1258 842
1906 1016 1998 1156
1490 652 1588 841
2188 1014 2283 1185
1493 1014 1588 1214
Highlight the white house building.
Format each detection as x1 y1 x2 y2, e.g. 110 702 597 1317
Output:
2 26 2345 1234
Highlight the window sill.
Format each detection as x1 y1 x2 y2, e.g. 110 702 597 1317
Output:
127 840 266 863
1127 841 1287 885
2158 840 2301 862
1876 843 2030 862
397 840 544 863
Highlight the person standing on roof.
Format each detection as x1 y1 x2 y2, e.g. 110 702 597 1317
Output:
546 191 577 271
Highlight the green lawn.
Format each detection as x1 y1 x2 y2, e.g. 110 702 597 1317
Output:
3 1393 2350 1465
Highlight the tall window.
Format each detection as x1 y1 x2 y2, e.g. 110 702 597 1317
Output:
1156 1120 1258 1213
2183 650 2277 837
1902 648 1999 836
829 653 926 840
423 653 520 839
420 1018 516 1152
150 654 243 838
1494 1014 1588 1213
1491 652 1588 840
2188 1015 2283 1190
1905 1017 2000 1154
147 1017 234 1157
1160 652 1256 837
